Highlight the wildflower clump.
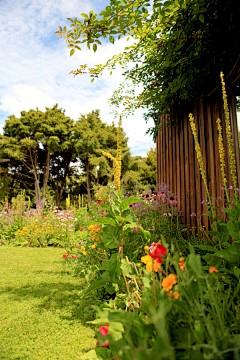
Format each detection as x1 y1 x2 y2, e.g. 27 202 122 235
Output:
141 243 167 273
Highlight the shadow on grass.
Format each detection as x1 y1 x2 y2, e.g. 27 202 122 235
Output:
3 280 100 324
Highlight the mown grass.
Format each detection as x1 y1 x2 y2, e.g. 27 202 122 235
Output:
0 248 96 359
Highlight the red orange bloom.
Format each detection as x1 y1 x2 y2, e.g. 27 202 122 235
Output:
209 266 218 274
150 243 167 263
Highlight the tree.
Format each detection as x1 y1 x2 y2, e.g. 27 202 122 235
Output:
56 0 240 138
74 110 131 205
2 105 76 205
122 147 156 191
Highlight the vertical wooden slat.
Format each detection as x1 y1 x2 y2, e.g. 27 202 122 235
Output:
172 119 176 196
180 112 185 224
212 96 223 220
163 119 166 184
229 89 240 188
198 98 208 231
188 107 196 229
204 99 215 231
176 120 181 211
160 126 163 184
193 100 201 231
169 122 173 193
184 110 190 226
166 120 170 187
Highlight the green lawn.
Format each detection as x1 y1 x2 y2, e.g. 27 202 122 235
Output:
0 248 96 359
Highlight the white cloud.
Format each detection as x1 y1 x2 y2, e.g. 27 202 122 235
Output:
0 0 155 155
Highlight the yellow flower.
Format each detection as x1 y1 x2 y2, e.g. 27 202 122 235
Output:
83 251 87 256
162 274 177 292
81 246 85 251
91 245 96 249
146 261 153 273
144 245 149 251
141 255 152 264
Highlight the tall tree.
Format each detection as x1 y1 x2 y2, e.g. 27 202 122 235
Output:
2 104 76 205
74 110 131 205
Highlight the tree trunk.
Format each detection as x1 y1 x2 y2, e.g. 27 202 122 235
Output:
29 148 41 204
86 157 92 206
42 150 50 200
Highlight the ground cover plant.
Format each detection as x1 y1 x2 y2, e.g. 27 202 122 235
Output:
0 247 97 360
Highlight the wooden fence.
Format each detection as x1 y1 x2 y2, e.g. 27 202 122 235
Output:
156 85 240 231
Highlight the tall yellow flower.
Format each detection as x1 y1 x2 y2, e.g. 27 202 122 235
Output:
189 114 212 206
220 72 237 196
102 116 122 191
216 118 230 203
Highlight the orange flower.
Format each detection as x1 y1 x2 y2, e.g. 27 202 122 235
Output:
179 257 185 262
146 261 153 273
162 274 177 292
209 266 218 274
144 245 149 251
168 291 180 300
153 260 161 272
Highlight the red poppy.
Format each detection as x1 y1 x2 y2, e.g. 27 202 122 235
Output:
150 244 167 263
78 227 84 231
97 200 101 205
63 254 68 258
99 323 109 336
103 341 109 348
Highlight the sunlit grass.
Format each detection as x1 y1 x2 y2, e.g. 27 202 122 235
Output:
0 248 96 359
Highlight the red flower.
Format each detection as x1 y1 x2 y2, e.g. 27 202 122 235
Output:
3 201 6 205
99 323 109 336
103 341 109 348
97 200 101 205
150 244 167 263
72 255 77 258
78 227 84 231
63 254 68 258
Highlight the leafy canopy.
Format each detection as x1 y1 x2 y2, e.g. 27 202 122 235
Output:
56 0 240 138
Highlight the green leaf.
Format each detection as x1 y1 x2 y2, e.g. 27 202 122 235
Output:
227 220 240 240
115 216 130 223
109 36 114 44
199 14 204 23
109 322 124 341
102 225 120 249
194 245 217 252
120 259 135 278
109 253 120 280
203 211 213 217
75 45 81 50
70 49 75 56
87 43 90 50
85 279 109 294
93 44 97 52
91 218 116 226
80 13 88 18
119 197 143 212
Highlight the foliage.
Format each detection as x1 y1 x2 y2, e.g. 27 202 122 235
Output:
55 0 240 137
74 110 131 205
0 248 96 359
1 104 76 206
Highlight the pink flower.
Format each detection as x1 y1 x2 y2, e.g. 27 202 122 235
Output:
63 254 68 258
72 255 77 258
99 323 109 336
163 212 168 216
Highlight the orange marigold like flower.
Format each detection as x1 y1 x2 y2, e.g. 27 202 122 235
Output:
209 266 218 274
146 261 153 273
162 274 177 292
153 260 161 272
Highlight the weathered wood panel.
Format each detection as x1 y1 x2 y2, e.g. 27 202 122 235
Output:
156 89 240 230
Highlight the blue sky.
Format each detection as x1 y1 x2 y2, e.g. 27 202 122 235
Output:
0 0 155 157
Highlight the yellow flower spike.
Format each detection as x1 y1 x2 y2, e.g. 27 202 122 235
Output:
216 118 230 203
220 72 238 196
189 113 212 207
